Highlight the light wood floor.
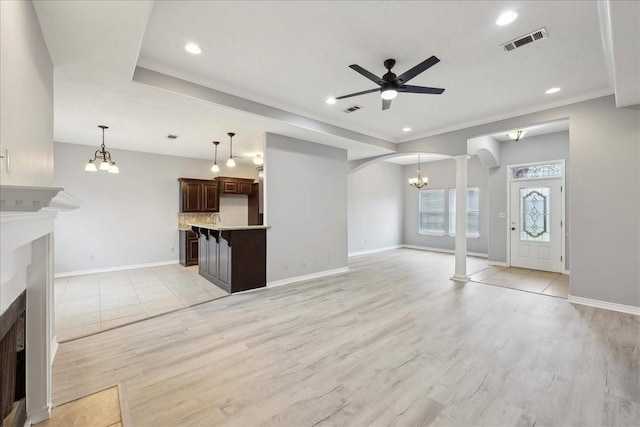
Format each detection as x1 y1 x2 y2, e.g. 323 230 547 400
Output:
52 249 640 426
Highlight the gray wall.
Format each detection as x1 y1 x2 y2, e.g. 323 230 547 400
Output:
348 161 403 254
488 131 570 269
265 133 348 283
0 1 54 186
396 95 638 307
403 156 489 254
53 142 258 274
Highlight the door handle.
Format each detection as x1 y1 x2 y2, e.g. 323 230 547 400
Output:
511 227 516 231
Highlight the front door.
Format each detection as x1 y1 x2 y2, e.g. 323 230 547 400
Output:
510 178 562 272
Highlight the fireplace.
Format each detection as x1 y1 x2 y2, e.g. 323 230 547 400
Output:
1 292 26 427
1 185 79 425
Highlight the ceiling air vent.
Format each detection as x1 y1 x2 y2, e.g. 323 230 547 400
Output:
343 105 362 113
502 28 548 52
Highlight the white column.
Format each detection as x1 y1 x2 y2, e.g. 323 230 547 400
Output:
451 155 470 282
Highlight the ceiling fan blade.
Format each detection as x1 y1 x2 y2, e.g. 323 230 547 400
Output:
396 56 440 84
335 88 380 100
398 85 445 95
382 98 392 110
349 64 384 85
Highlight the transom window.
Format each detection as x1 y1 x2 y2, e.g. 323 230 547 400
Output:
512 163 561 180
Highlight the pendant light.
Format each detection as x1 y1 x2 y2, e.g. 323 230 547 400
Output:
85 125 119 173
211 141 220 173
226 132 236 168
408 154 429 189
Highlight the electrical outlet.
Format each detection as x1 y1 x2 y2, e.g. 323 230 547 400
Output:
283 263 288 270
171 246 175 253
301 261 306 268
89 253 95 261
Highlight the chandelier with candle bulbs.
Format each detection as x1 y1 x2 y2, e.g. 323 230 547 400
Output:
408 154 429 189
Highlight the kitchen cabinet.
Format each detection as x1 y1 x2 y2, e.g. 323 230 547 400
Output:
215 177 255 195
178 178 219 212
179 230 199 266
193 225 266 293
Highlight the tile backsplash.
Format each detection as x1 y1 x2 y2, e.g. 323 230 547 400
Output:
178 213 218 229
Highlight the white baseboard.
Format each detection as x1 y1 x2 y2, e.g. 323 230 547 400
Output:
403 244 488 258
563 269 570 275
28 406 52 425
55 260 179 278
267 267 350 288
567 295 640 316
488 260 509 267
349 245 402 257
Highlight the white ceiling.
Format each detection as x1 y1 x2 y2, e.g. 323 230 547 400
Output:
32 1 638 163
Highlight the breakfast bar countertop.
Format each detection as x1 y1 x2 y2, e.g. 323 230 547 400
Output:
186 223 270 231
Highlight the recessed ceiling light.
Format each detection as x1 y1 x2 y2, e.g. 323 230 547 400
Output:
326 97 337 105
496 11 518 26
545 87 561 94
402 127 411 132
184 43 202 55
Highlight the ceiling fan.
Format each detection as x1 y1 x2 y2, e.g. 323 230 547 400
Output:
335 56 445 110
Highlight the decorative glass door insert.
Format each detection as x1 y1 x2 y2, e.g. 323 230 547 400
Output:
519 187 551 242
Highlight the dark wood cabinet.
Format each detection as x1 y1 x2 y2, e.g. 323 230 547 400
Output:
179 230 199 266
194 226 266 294
247 183 262 225
215 177 255 195
179 178 219 212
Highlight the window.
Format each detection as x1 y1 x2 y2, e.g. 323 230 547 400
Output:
419 189 445 234
449 188 480 237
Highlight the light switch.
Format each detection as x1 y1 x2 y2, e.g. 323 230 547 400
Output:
498 212 506 219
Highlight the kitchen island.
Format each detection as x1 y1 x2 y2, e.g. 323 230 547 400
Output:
189 223 268 294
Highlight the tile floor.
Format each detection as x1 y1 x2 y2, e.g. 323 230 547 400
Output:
470 265 569 298
36 386 121 427
54 264 228 341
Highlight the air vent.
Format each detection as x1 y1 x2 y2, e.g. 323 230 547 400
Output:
167 134 178 139
343 105 362 114
502 28 548 52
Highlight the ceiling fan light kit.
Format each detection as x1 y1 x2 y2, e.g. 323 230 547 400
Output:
334 56 445 110
85 125 120 173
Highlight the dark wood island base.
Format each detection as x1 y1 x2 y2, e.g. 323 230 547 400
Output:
191 225 267 293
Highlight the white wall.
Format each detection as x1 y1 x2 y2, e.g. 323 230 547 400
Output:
488 131 570 268
0 0 54 186
265 133 348 283
348 161 403 254
403 156 489 254
53 142 258 274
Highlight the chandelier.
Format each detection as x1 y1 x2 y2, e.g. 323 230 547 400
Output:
408 154 429 189
85 125 119 173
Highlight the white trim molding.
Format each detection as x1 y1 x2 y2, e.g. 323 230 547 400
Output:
55 260 179 278
488 260 509 267
348 245 402 257
403 244 488 258
568 295 640 316
267 267 350 288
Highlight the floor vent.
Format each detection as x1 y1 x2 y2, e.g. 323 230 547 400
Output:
502 28 548 52
167 134 178 139
343 105 362 113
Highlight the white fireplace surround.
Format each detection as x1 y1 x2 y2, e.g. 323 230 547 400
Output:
0 186 79 425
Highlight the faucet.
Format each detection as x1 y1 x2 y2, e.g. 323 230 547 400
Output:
210 213 222 225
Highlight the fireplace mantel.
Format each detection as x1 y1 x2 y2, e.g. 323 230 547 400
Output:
1 185 79 425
